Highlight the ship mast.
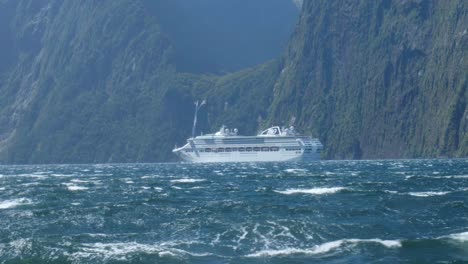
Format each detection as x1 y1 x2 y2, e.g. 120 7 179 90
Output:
191 99 206 138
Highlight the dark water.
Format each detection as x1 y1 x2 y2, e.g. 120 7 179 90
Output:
1 160 468 263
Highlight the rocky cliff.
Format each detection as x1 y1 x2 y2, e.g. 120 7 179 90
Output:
269 0 467 159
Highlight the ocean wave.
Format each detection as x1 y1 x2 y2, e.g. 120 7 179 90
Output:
0 238 32 256
445 231 468 242
171 179 206 183
63 183 89 191
407 191 450 197
72 242 213 260
0 198 33 209
247 238 401 257
452 175 468 179
70 179 92 183
436 175 468 179
284 169 308 173
275 187 346 195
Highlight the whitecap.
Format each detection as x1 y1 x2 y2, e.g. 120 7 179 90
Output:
451 175 468 179
170 179 206 183
141 175 160 179
247 238 401 257
284 169 308 173
0 198 33 209
51 173 73 177
275 187 346 195
346 238 402 248
65 184 88 191
407 191 450 197
446 231 468 242
73 242 212 260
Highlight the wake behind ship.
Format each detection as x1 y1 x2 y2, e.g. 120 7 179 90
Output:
172 125 323 163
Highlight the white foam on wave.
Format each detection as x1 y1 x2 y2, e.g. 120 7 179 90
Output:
141 175 160 179
63 183 88 191
284 168 308 173
441 175 468 179
73 242 213 260
407 191 450 197
446 231 468 242
0 198 33 209
51 173 73 177
170 179 206 184
247 238 401 257
275 187 346 195
346 238 401 248
68 186 88 191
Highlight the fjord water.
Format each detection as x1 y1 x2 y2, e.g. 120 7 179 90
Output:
0 160 467 263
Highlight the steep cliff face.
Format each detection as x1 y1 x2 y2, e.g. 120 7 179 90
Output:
269 0 467 159
0 0 178 163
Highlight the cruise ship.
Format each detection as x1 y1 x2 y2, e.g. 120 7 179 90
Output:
172 125 323 163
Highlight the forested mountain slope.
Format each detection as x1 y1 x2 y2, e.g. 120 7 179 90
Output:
269 0 467 159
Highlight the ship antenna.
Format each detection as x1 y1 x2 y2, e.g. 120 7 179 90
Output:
289 116 296 127
191 99 206 138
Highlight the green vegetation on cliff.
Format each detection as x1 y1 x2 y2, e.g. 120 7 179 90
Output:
269 0 467 159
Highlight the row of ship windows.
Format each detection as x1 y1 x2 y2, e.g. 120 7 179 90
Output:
184 147 321 153
185 147 280 153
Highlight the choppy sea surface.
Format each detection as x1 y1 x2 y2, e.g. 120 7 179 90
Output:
0 159 468 263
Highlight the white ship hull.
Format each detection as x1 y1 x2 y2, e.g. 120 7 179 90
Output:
174 149 320 163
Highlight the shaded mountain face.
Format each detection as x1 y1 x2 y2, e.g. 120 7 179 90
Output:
269 0 468 159
0 0 466 164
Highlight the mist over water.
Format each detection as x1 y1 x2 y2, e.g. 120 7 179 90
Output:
1 160 468 263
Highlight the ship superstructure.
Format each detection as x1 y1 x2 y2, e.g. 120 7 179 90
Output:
172 125 323 163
